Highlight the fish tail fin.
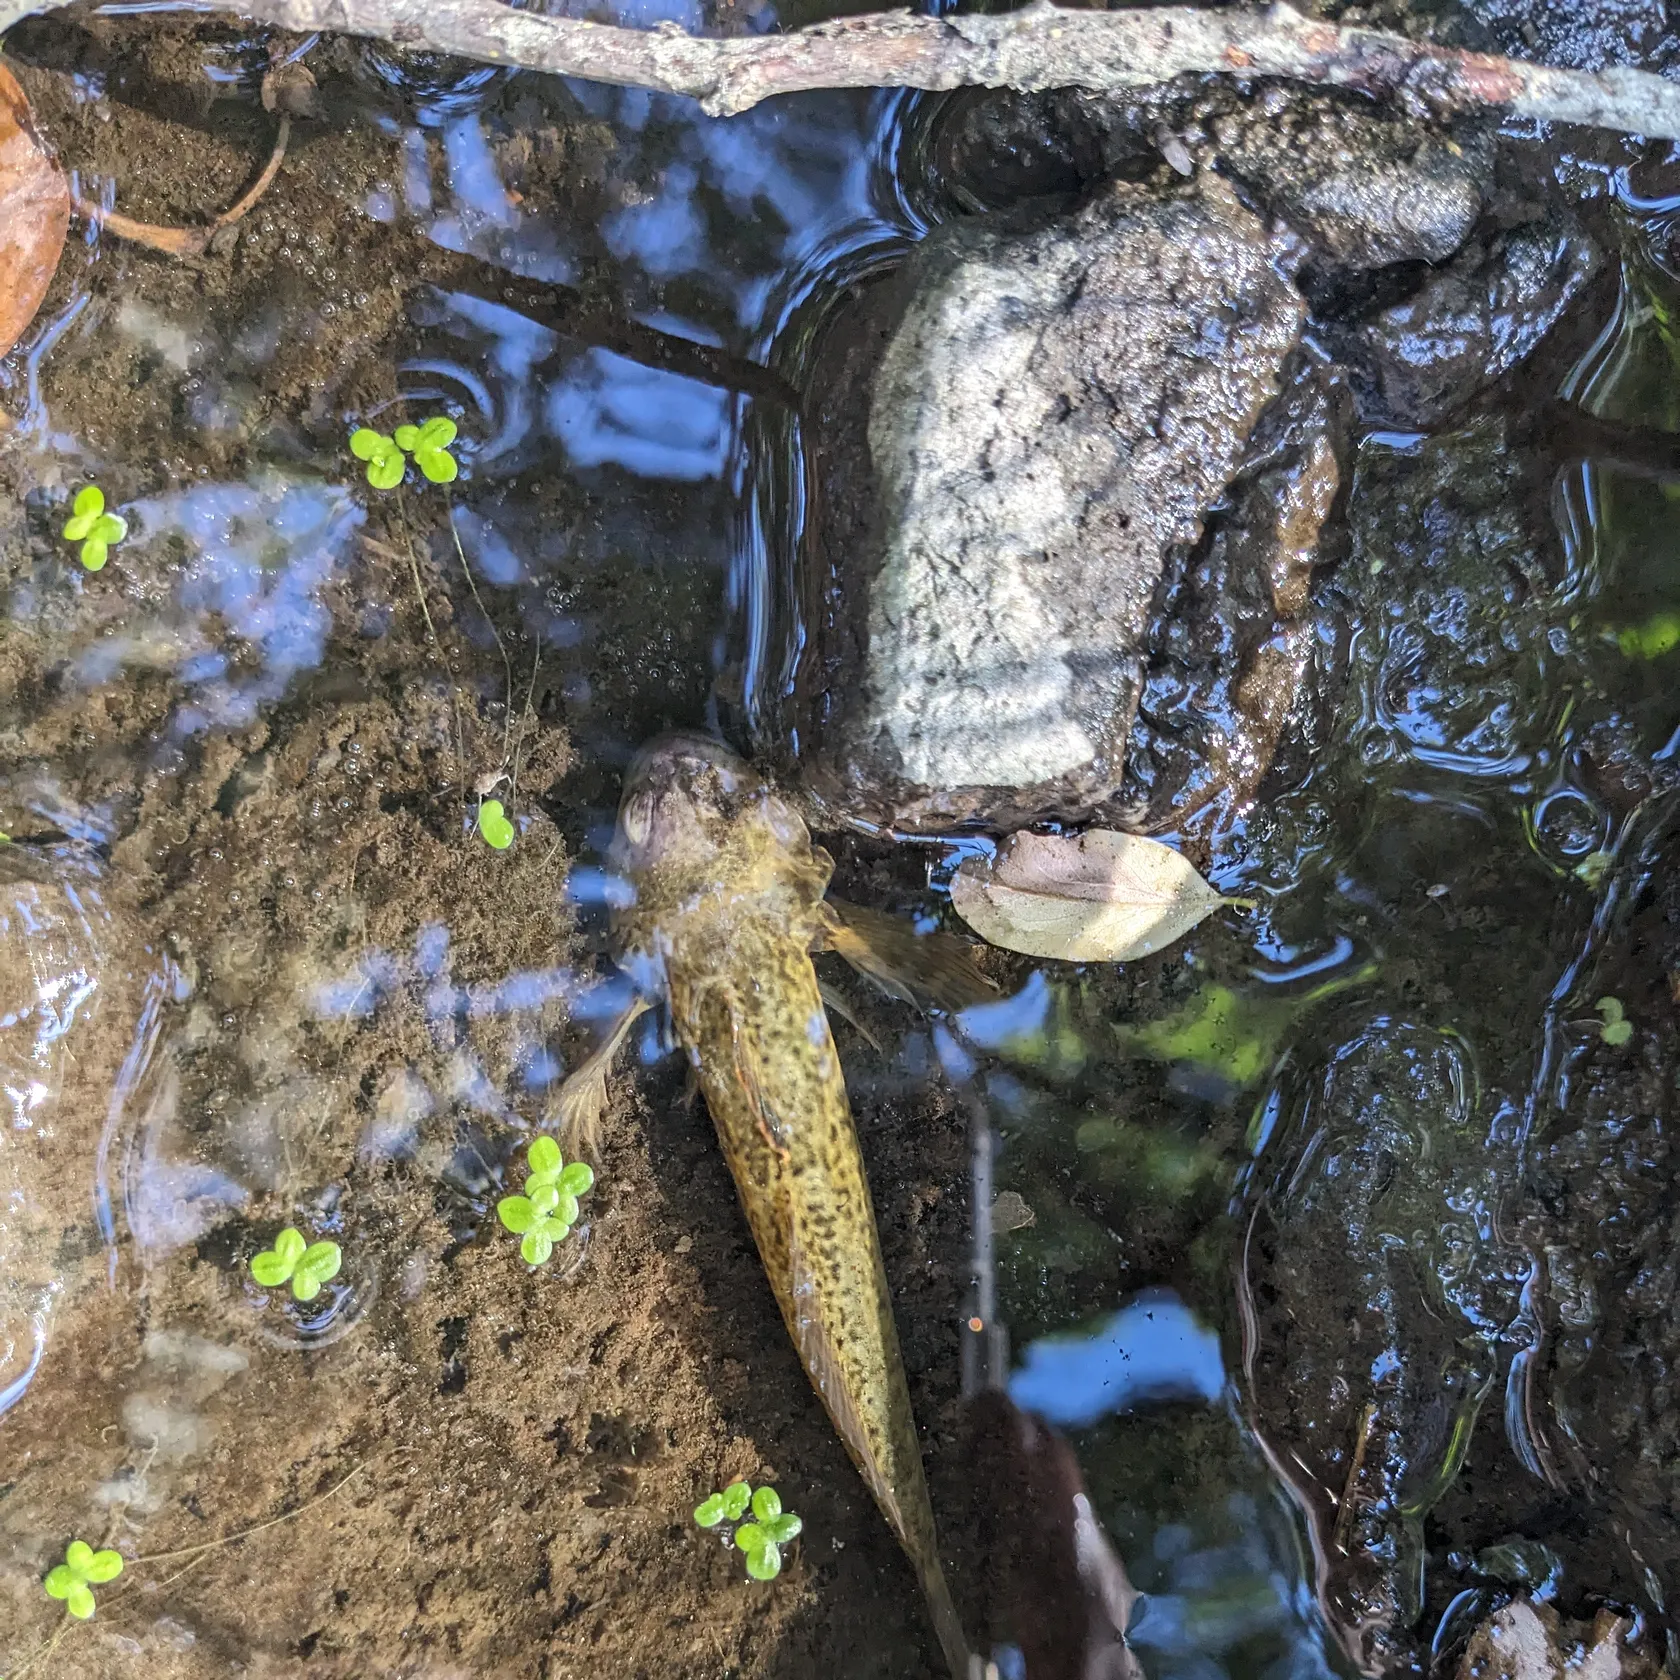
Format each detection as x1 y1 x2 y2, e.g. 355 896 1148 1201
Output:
917 1552 975 1680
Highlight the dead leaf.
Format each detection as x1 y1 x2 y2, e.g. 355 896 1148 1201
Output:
0 61 69 360
950 829 1242 962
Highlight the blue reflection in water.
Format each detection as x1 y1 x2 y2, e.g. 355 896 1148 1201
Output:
1009 1289 1227 1427
547 350 735 481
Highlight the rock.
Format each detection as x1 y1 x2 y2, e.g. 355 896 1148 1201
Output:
792 175 1306 833
1324 218 1598 427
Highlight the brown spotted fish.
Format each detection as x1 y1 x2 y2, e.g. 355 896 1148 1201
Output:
555 732 990 1677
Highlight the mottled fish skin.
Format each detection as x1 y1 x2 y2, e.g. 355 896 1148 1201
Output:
609 732 969 1677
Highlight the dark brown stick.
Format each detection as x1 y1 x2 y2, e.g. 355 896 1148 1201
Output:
5 0 1680 137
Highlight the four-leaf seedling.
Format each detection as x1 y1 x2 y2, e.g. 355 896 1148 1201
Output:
62 486 127 571
43 1540 123 1619
251 1227 344 1301
349 416 460 489
498 1135 594 1265
1596 996 1633 1047
693 1481 803 1581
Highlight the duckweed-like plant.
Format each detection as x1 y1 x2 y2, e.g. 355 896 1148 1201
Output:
477 798 515 850
251 1227 344 1301
394 416 459 484
350 416 461 489
350 427 406 490
43 1540 123 1619
498 1135 594 1265
62 486 127 571
1596 996 1633 1046
694 1482 802 1580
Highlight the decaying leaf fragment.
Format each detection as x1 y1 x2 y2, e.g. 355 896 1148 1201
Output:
1456 1600 1668 1680
950 829 1240 962
0 61 69 360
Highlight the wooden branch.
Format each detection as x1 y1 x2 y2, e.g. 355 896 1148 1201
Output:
6 0 1680 138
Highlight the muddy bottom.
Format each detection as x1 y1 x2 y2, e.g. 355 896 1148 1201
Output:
5 6 1680 1680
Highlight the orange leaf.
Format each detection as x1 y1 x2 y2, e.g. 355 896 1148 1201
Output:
0 61 68 360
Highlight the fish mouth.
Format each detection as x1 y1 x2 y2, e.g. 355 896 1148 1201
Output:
621 731 751 804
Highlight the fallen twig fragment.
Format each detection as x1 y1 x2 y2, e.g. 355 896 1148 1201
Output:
4 0 1679 138
72 116 289 257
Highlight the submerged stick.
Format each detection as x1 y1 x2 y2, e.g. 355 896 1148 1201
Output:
7 0 1680 137
71 116 289 256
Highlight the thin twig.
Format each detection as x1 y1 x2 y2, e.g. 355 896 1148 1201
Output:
8 0 1680 138
447 501 516 769
510 631 540 798
72 117 289 256
393 489 440 647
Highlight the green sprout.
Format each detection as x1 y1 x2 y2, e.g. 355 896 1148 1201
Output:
497 1135 594 1265
477 798 515 850
693 1482 802 1580
1595 996 1633 1046
394 416 459 484
350 428 406 490
43 1540 123 1619
251 1227 344 1301
694 1480 753 1528
1574 850 1613 890
62 486 127 571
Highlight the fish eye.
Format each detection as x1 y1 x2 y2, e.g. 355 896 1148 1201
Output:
620 791 654 846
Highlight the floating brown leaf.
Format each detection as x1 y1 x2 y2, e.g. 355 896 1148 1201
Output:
950 829 1241 962
0 61 68 360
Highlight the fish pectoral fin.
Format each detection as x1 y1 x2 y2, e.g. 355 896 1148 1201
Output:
817 979 884 1054
551 994 652 1159
819 898 999 1015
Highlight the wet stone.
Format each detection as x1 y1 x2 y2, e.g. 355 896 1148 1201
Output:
793 175 1306 833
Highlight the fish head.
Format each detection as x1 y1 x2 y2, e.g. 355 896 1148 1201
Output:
611 732 809 884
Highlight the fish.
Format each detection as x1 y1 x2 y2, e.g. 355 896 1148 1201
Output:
554 731 992 1677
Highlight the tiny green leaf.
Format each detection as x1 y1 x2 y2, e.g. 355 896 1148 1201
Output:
274 1228 308 1266
498 1194 538 1234
71 485 104 519
418 416 457 449
720 1481 752 1521
1602 1017 1633 1046
734 1523 767 1553
694 1495 726 1528
558 1161 594 1196
527 1183 561 1217
520 1229 554 1266
65 1581 96 1619
744 1540 782 1581
84 1550 124 1585
764 1513 802 1544
78 537 110 571
417 449 458 485
392 424 421 451
477 799 515 850
250 1251 291 1287
528 1136 562 1179
552 1192 579 1227
750 1486 782 1523
366 452 404 490
43 1565 75 1600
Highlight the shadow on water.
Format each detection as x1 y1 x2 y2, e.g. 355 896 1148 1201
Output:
4 2 1680 1676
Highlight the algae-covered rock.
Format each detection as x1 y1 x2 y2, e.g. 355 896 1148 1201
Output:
794 174 1305 833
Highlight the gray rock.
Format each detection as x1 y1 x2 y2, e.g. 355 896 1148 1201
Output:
791 176 1306 833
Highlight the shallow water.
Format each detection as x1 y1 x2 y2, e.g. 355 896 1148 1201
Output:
3 8 1680 1679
